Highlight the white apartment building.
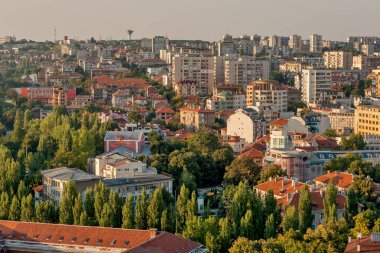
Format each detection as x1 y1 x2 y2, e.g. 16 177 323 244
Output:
310 34 323 53
171 55 214 94
301 67 332 105
246 81 288 113
226 108 266 144
323 51 353 69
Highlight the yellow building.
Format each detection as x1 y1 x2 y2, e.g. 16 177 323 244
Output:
355 104 380 135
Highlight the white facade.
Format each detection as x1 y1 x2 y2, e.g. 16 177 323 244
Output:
310 34 323 53
301 68 332 105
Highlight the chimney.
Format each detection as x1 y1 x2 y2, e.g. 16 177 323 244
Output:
149 229 158 239
281 178 285 187
348 236 351 243
117 135 123 141
275 176 278 182
292 179 296 187
357 245 360 252
320 189 323 198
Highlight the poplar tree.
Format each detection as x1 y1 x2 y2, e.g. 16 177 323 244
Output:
9 196 21 221
35 200 56 223
73 193 83 225
109 191 122 227
99 203 115 227
240 210 254 240
135 189 148 229
147 188 165 229
94 181 108 224
122 195 134 229
0 191 10 219
299 185 312 234
176 185 189 230
59 181 76 224
282 205 299 233
20 194 35 222
84 187 95 220
323 181 337 223
264 214 276 239
345 186 358 228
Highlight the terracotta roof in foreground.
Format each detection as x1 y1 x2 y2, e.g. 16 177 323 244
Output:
313 171 354 189
0 220 202 253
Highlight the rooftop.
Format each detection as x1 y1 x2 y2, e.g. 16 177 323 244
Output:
0 220 202 253
103 173 173 187
104 131 144 141
313 171 354 189
40 167 102 182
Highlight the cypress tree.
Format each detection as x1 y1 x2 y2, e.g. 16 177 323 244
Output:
94 181 108 224
59 181 76 224
84 187 95 219
176 184 189 230
147 188 164 229
36 200 56 223
240 210 254 240
135 189 148 229
99 203 115 227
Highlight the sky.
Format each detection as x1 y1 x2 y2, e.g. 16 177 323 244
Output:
1 0 379 42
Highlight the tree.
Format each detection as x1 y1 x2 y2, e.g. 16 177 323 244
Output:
9 196 21 221
212 147 234 183
180 171 197 193
351 209 377 236
127 108 142 123
20 194 35 222
348 160 374 178
176 184 189 231
264 189 277 218
323 181 337 223
240 210 254 240
224 157 261 186
147 188 165 229
122 195 134 229
0 191 10 219
260 165 287 183
264 214 276 239
186 130 221 156
182 216 206 244
373 218 380 233
345 186 358 228
186 191 197 221
109 191 122 227
298 185 312 234
12 109 24 142
135 188 147 229
17 180 28 200
84 187 95 220
94 181 109 224
341 134 366 150
73 193 83 225
218 217 233 252
322 128 337 138
35 200 56 223
351 174 377 208
228 237 255 253
99 203 115 227
282 206 299 233
205 232 221 253
80 211 91 226
59 181 76 224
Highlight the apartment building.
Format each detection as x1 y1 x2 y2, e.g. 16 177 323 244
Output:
179 107 216 130
301 67 332 105
352 55 380 70
152 36 168 55
224 57 270 90
246 80 288 112
310 34 323 53
328 107 355 136
226 108 266 144
217 34 236 56
367 69 380 97
171 55 214 94
51 87 68 106
355 104 380 136
289 34 303 53
323 51 353 69
206 91 246 111
279 61 303 73
173 80 208 96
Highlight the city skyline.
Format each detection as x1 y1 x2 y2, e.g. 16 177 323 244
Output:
1 0 380 42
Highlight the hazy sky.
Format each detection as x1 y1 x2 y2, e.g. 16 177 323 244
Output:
1 0 379 42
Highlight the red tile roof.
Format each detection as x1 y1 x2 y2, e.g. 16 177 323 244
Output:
239 148 264 159
179 107 215 113
313 171 354 189
117 78 149 89
345 234 380 253
33 185 44 192
270 119 289 126
287 191 346 210
92 75 116 85
254 177 307 202
156 108 175 114
0 221 202 253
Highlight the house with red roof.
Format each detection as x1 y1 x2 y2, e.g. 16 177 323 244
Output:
254 177 346 230
344 233 380 253
156 108 176 121
180 107 215 131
